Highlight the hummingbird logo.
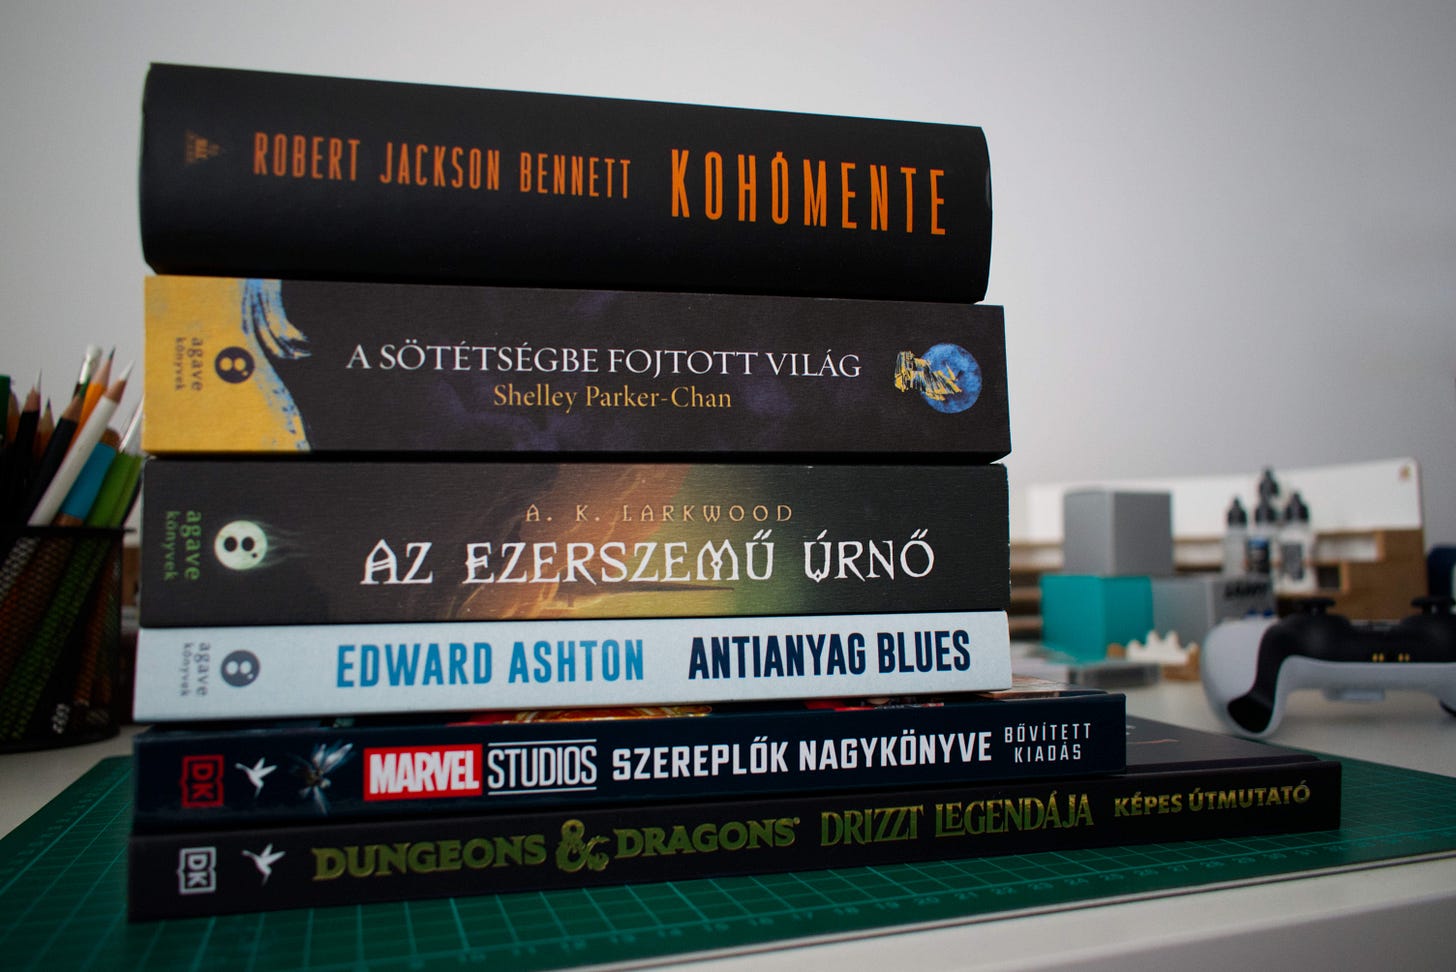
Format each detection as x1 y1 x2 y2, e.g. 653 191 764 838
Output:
236 757 277 797
242 844 285 885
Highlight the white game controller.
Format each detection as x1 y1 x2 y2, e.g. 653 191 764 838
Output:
1201 596 1456 738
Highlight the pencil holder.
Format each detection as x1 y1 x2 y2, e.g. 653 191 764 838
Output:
0 526 125 751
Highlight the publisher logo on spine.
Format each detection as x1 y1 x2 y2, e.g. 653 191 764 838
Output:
183 130 223 165
365 745 485 800
893 344 981 414
214 520 269 570
180 754 225 807
221 650 261 688
214 346 255 383
177 846 217 895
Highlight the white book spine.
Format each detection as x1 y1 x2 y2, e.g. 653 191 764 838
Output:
133 612 1011 720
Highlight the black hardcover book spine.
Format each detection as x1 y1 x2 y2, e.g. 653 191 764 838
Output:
129 752 1341 920
137 459 1010 627
131 688 1127 828
140 64 993 303
142 276 1011 459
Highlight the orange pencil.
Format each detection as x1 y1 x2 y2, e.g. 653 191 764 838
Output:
78 349 114 429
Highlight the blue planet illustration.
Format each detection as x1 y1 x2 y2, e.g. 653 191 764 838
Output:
916 343 981 413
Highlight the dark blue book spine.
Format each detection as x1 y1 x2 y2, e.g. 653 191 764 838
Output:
132 689 1126 829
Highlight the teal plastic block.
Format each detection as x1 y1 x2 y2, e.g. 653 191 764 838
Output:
1040 574 1154 662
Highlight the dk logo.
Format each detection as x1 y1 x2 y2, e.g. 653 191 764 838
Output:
177 846 217 895
180 754 225 808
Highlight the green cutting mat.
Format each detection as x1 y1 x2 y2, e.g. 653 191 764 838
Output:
3 755 1455 971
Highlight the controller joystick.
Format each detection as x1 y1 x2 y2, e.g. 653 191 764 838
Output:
1201 596 1456 737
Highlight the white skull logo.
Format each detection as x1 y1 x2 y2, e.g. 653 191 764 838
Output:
214 520 269 571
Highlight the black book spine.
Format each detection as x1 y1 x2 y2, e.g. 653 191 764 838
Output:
129 756 1341 921
137 459 1010 627
131 691 1126 828
142 276 1010 459
140 64 993 303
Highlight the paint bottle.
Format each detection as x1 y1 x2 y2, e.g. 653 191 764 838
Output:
1247 492 1278 579
1222 496 1249 575
1277 491 1316 595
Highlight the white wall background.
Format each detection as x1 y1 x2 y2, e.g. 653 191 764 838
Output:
3 0 1453 545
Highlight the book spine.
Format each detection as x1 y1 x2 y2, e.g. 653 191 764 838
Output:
131 611 1012 721
128 757 1341 920
142 276 1010 458
139 63 992 303
137 460 1010 627
132 691 1125 827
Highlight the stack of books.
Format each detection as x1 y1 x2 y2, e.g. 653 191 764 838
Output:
124 64 1340 921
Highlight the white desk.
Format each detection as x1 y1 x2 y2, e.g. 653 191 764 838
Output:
3 682 1454 969
684 681 1456 971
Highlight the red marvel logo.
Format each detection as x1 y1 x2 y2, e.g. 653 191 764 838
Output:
180 754 225 807
364 745 483 800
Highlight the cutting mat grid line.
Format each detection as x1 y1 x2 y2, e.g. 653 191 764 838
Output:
2 755 1455 972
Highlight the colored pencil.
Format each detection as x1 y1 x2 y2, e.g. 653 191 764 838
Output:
2 383 40 523
28 362 131 527
0 349 136 742
32 400 54 460
0 527 118 740
20 390 82 523
0 376 13 522
78 349 113 430
53 428 121 527
70 345 101 404
85 405 142 529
